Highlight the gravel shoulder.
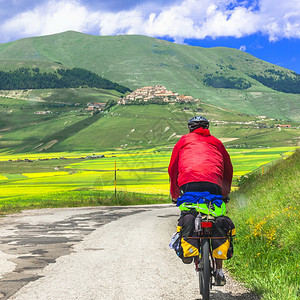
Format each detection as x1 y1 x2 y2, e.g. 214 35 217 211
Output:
0 205 259 300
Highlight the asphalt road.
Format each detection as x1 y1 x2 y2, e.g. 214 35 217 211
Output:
0 205 259 300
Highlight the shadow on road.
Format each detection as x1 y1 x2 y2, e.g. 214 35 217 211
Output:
194 290 261 300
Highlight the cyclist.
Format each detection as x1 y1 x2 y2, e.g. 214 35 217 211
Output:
168 116 233 286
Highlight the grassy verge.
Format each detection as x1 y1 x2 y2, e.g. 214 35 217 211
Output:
226 149 300 299
0 189 170 215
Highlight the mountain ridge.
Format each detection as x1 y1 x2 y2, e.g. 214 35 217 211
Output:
0 31 299 121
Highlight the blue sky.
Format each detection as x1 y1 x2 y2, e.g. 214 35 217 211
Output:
0 0 299 73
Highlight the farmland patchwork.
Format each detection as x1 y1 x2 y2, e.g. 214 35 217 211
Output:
0 147 294 206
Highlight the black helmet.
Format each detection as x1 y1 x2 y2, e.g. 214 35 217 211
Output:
188 116 209 132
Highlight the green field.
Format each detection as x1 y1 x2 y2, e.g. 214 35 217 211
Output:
0 147 295 208
0 87 122 151
0 87 121 105
1 99 299 153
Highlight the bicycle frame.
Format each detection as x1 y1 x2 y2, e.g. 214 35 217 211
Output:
194 214 216 300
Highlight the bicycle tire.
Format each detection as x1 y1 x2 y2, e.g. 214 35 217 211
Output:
199 239 210 300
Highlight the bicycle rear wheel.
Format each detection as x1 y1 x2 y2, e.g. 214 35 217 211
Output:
199 239 210 300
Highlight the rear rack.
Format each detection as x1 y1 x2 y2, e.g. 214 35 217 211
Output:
187 236 227 240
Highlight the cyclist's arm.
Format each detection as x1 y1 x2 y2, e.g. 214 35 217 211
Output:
222 150 233 197
168 139 183 199
218 142 233 197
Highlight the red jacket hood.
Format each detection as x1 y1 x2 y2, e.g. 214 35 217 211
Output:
191 128 211 136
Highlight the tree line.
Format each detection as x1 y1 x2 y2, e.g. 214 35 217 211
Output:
0 67 131 93
203 74 252 89
249 71 300 94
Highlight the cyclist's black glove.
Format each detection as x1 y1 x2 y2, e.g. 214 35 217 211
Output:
172 198 177 205
223 196 230 204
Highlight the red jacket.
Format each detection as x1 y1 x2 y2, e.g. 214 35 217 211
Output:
168 128 233 198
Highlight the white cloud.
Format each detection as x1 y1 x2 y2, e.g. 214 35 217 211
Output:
0 0 299 43
259 0 300 41
98 0 300 42
198 7 261 38
1 0 100 41
99 10 144 36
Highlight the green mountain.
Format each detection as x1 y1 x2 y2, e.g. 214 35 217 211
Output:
0 31 299 121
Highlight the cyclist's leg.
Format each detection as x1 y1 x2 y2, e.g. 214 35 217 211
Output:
215 259 226 286
216 259 222 269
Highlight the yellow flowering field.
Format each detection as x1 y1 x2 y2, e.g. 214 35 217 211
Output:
0 146 296 202
0 174 7 181
23 171 69 178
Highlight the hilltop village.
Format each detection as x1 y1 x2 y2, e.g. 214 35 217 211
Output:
118 85 199 104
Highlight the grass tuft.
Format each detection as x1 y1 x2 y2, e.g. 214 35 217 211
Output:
226 149 300 299
0 190 170 215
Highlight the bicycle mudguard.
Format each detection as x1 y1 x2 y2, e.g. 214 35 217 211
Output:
178 202 226 217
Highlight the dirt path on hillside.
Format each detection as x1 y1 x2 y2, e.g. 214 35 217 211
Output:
0 205 259 300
